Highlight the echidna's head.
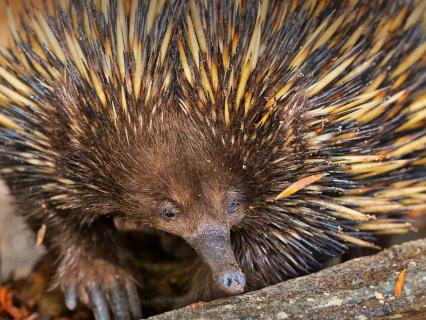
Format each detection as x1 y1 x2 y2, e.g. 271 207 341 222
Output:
107 112 257 296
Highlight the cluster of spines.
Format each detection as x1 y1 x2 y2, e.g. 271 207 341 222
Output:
175 0 426 282
0 0 182 212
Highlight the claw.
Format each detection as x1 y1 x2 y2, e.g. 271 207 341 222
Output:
89 285 111 320
109 283 131 320
64 285 78 310
126 284 142 319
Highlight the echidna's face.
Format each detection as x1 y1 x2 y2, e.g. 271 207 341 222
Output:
119 124 249 295
147 184 247 295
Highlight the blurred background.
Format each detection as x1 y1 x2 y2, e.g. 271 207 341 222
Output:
0 0 45 281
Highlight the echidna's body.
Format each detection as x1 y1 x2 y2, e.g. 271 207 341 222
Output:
0 0 425 319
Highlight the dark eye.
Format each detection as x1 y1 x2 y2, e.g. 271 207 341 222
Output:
226 198 240 215
160 203 179 221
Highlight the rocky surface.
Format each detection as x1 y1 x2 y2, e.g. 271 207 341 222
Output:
150 238 426 320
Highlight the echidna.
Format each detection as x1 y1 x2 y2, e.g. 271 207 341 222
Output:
0 0 425 319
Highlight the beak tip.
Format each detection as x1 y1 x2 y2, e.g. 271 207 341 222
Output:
216 269 246 295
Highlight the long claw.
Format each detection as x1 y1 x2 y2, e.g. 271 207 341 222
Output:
89 286 111 320
126 284 142 319
64 285 78 310
109 283 131 320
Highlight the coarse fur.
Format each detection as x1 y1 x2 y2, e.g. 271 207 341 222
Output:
0 0 425 315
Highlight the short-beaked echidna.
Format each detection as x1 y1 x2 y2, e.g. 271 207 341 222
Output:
0 0 425 319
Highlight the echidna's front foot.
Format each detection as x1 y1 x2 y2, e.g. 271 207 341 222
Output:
57 255 141 320
62 280 141 320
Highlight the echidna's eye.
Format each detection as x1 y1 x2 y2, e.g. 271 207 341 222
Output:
161 208 178 220
160 203 179 221
226 198 240 215
161 209 177 220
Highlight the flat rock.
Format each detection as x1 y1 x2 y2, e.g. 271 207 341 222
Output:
150 238 426 320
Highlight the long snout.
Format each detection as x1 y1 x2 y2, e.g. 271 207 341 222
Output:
186 225 246 295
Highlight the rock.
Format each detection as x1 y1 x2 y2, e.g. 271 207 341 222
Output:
149 238 426 320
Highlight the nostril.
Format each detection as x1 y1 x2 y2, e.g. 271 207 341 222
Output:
225 276 232 288
218 270 246 294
